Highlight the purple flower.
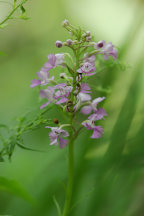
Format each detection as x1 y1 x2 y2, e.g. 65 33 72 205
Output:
30 79 41 88
84 54 96 65
56 40 63 48
66 39 73 46
81 97 105 114
88 108 107 121
77 92 91 103
40 86 55 109
44 54 65 71
45 126 69 148
82 107 107 138
75 92 91 111
80 83 91 94
54 83 73 104
30 70 54 88
91 126 104 138
94 41 117 60
40 83 72 108
82 120 104 139
77 62 96 76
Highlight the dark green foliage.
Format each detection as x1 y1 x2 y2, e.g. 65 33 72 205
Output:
0 107 53 161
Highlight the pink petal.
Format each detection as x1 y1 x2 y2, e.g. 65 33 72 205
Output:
81 105 92 114
59 137 68 148
40 102 50 109
91 126 104 139
55 97 68 104
30 79 41 88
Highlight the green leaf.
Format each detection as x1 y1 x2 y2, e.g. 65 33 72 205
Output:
0 176 34 203
16 141 44 152
20 5 26 13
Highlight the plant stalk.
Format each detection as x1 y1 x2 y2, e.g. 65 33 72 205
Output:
62 136 74 216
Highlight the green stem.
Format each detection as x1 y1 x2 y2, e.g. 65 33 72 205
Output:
0 0 28 26
63 136 74 216
62 47 80 216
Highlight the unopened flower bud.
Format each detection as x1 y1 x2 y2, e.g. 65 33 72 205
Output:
97 41 104 48
66 39 73 46
62 19 70 27
53 118 59 124
56 40 63 48
86 36 91 42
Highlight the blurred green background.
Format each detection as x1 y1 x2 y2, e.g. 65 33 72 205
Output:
0 0 144 215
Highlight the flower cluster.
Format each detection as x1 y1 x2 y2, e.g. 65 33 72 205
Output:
30 20 117 148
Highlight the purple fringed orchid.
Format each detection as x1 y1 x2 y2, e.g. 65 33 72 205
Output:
30 70 54 88
40 86 55 109
84 54 96 65
82 107 107 138
81 97 105 115
29 20 118 216
94 40 117 60
54 83 73 104
82 121 104 139
77 92 91 102
39 83 73 108
77 62 96 76
31 20 118 144
88 108 107 121
75 92 91 111
30 79 41 88
45 126 69 148
80 83 91 94
44 53 65 71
